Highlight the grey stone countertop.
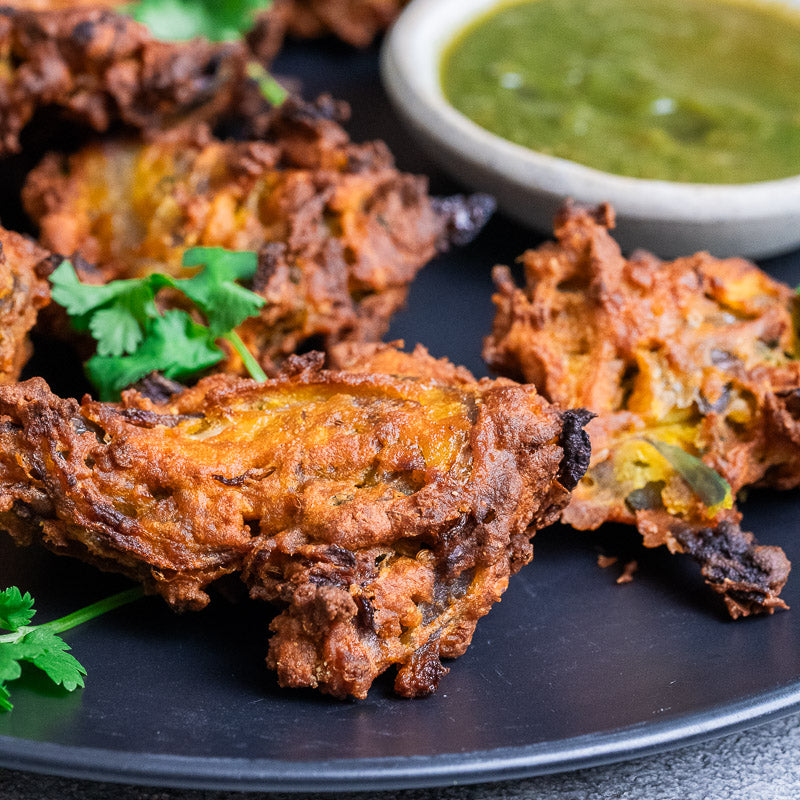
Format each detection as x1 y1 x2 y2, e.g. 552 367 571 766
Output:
2 712 800 800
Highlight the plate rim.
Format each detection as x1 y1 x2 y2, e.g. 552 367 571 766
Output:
2 681 799 791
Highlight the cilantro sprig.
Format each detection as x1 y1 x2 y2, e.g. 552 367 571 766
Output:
127 0 288 105
50 247 268 401
0 586 144 712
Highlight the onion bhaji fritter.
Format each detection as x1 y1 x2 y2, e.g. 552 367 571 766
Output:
24 97 494 375
0 345 589 698
0 5 256 155
484 204 797 618
0 0 409 154
0 226 50 383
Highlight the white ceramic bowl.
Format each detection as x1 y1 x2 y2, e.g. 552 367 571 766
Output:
381 0 800 258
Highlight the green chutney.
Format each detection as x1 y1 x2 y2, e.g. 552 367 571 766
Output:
441 0 800 183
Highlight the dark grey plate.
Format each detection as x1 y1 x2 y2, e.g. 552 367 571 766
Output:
1 40 800 793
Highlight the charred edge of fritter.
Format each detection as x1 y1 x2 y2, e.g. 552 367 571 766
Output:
279 94 351 125
217 91 348 141
35 252 99 281
277 351 327 376
776 387 800 418
110 407 203 428
671 519 791 617
394 635 449 698
129 372 187 405
252 242 287 293
557 409 594 490
431 193 497 249
34 253 64 280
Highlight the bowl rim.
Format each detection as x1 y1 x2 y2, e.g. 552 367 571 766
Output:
381 0 800 223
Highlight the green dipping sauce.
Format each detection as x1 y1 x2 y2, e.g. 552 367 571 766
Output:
441 0 800 183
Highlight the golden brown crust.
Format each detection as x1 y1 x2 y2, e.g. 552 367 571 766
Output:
484 204 796 616
0 227 51 383
271 0 407 47
328 340 478 385
6 0 402 52
0 346 586 697
24 98 493 375
0 5 250 154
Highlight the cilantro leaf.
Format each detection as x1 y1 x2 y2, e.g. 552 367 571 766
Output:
0 587 35 632
90 307 145 358
646 440 733 509
182 247 258 282
50 261 155 323
0 645 23 686
49 259 111 325
129 0 272 42
144 312 227 381
86 310 224 401
0 586 143 711
50 261 173 356
179 247 263 334
22 630 86 692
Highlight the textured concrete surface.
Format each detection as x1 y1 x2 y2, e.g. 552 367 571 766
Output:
2 712 799 800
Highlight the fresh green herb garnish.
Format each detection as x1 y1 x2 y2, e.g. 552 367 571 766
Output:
127 0 288 105
246 61 289 107
50 247 268 401
84 310 228 400
0 586 144 712
129 0 272 42
646 439 733 509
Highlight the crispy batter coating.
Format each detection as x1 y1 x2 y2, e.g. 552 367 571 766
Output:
6 0 401 54
0 5 250 154
24 97 494 374
0 346 587 697
329 340 478 386
6 0 290 65
0 226 50 383
272 0 407 47
484 204 797 618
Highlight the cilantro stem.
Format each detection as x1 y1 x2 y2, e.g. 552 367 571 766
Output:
223 331 268 382
246 61 288 106
1 585 146 711
37 587 145 635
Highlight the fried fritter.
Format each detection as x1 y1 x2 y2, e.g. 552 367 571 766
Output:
0 5 251 155
0 346 588 698
272 0 408 47
0 226 50 383
5 0 401 55
484 204 796 618
24 97 494 375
